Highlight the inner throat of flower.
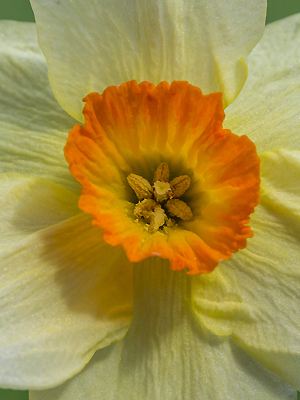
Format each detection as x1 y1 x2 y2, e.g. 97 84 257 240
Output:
127 162 193 233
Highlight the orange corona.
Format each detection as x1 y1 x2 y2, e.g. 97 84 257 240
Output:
65 81 260 274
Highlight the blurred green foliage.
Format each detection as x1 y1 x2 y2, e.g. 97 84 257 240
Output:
0 0 34 21
267 0 300 22
0 0 300 23
0 389 28 400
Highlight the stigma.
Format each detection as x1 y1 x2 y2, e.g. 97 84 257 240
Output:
127 162 193 233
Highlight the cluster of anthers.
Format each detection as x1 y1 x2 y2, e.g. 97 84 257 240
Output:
127 162 193 233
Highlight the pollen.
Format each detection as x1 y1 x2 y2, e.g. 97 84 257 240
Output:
128 163 193 233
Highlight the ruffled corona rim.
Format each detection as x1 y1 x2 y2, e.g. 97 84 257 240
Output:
65 81 260 274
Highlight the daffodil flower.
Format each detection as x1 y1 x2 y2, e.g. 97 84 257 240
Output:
0 1 299 399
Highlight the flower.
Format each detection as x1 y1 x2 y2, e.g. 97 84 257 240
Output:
0 1 299 400
65 81 260 275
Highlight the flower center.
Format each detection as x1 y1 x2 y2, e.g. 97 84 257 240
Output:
127 162 193 233
65 80 260 274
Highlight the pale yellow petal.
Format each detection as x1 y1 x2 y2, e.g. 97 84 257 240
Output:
0 173 78 246
225 13 300 152
30 260 295 400
0 21 76 189
261 149 300 221
30 0 266 120
193 150 300 389
0 176 133 389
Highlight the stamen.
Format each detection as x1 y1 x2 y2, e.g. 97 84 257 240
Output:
148 206 167 233
133 199 167 233
127 173 153 200
134 199 157 220
166 199 193 221
127 162 193 232
153 181 172 202
170 175 191 198
153 162 170 182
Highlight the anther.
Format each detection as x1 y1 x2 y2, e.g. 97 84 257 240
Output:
127 173 153 200
166 199 193 221
127 162 193 232
170 175 191 198
153 162 170 182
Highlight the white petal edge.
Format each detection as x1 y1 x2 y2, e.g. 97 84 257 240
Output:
0 175 133 389
192 149 300 389
30 260 295 400
225 13 300 152
0 20 76 190
30 0 266 120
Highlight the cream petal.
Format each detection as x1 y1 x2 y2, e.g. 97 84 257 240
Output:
193 150 300 389
225 13 300 152
30 260 295 400
261 149 300 222
0 173 78 246
0 20 76 190
30 0 266 120
0 176 133 389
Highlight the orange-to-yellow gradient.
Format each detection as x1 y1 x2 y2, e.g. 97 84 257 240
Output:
65 81 259 274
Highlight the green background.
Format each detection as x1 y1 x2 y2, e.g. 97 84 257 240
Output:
1 0 300 23
0 0 300 399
